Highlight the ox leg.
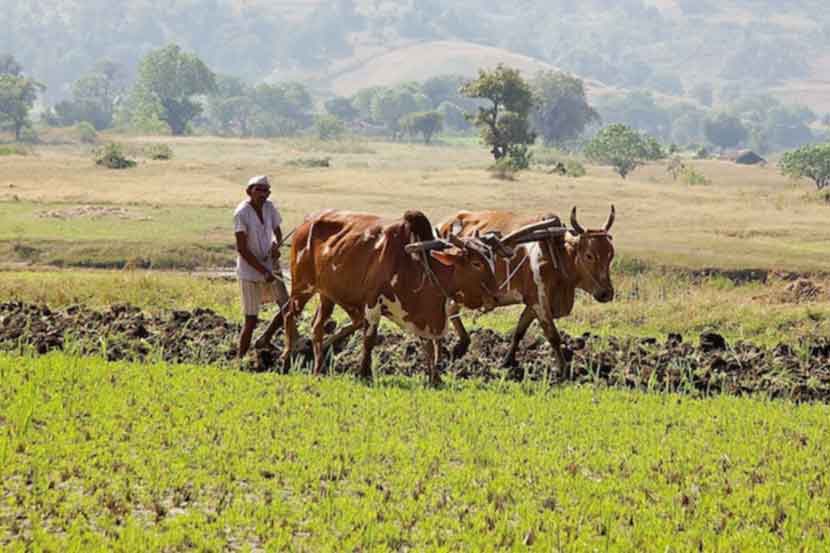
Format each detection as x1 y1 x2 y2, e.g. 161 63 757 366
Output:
282 291 314 370
359 321 379 382
425 339 442 387
322 322 359 352
448 301 471 360
312 296 335 376
503 306 537 379
538 317 567 378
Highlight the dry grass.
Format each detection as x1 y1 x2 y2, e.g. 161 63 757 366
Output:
0 135 829 270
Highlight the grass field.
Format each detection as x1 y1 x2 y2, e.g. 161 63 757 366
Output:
2 135 829 550
1 135 829 271
1 267 828 346
2 353 830 551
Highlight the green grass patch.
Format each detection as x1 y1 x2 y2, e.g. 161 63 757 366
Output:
2 353 829 550
0 145 30 156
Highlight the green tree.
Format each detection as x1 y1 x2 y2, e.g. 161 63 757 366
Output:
315 114 345 141
461 64 536 161
584 124 651 179
779 144 830 190
704 112 748 151
370 89 417 140
0 54 23 76
437 101 471 131
0 74 42 140
530 70 598 146
133 44 216 135
324 97 358 122
400 111 443 144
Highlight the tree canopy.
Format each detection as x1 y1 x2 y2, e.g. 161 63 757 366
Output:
779 144 830 190
132 44 216 135
461 64 536 161
584 124 654 179
531 70 598 146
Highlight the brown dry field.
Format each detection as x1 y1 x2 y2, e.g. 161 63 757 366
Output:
1 134 828 271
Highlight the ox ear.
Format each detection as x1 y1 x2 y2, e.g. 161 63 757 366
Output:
430 247 464 266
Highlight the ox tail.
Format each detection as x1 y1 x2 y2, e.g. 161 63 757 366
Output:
403 210 436 242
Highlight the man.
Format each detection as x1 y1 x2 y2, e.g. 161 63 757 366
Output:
234 175 289 359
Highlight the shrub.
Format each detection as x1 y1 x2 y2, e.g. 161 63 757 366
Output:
94 143 137 169
285 157 331 168
681 165 710 186
18 127 39 144
76 122 98 144
694 146 710 159
314 115 346 141
0 145 29 156
488 157 517 181
564 160 586 178
144 143 173 160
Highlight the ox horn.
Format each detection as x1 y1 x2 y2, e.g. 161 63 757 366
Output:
405 239 449 254
500 217 564 245
570 207 585 235
603 204 616 232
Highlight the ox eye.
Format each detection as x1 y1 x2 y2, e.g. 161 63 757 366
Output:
585 252 596 262
471 260 484 269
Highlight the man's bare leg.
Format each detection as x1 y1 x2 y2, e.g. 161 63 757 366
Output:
238 315 258 359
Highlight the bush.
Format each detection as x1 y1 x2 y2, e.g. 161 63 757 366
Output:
564 159 586 177
144 143 173 160
18 127 39 144
681 165 710 186
488 157 517 181
285 157 331 168
76 122 98 144
314 115 345 141
95 143 137 169
0 145 29 156
694 146 710 159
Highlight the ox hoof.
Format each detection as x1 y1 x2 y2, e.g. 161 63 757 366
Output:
451 342 470 360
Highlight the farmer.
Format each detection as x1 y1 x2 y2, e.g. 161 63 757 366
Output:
234 175 289 359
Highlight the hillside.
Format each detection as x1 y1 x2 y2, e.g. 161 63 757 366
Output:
2 0 829 113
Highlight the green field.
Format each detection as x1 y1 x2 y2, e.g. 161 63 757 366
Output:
2 353 830 551
2 136 829 550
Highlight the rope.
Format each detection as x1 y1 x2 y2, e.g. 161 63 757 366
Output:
500 253 529 290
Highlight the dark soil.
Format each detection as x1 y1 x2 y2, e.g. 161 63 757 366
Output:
2 301 829 401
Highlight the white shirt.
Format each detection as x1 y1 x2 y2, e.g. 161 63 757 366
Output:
234 199 282 281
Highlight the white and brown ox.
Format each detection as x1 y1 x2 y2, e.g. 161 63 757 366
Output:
438 206 616 377
283 209 506 385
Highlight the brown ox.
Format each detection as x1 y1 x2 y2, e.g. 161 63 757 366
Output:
438 206 615 376
283 209 504 384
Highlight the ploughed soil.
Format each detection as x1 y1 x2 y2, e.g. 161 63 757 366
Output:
1 301 829 401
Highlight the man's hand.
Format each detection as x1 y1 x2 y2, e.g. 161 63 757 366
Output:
264 271 276 283
271 241 281 260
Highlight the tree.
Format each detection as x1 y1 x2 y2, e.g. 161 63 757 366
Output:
437 101 471 131
461 64 536 161
370 89 417 139
325 97 358 122
584 124 652 179
531 70 598 146
53 63 125 129
0 54 23 76
400 111 443 144
779 144 830 190
315 114 345 141
133 44 216 135
704 112 747 150
0 74 42 140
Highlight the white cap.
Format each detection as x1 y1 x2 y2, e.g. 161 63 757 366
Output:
247 175 270 188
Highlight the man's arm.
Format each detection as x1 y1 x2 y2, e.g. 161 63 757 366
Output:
236 231 274 281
